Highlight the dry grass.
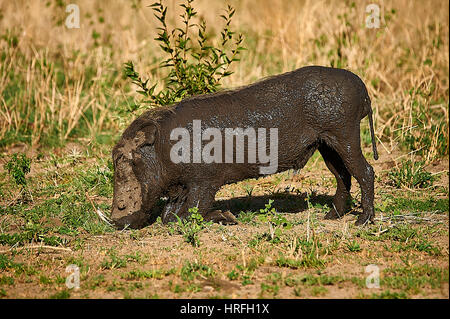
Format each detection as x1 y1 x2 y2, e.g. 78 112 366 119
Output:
0 0 448 160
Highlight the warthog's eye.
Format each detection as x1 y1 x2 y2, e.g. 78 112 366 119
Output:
114 154 124 167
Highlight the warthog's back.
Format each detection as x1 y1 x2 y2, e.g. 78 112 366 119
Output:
166 66 369 134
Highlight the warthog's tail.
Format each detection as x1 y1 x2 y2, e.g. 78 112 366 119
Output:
365 94 378 160
368 108 379 160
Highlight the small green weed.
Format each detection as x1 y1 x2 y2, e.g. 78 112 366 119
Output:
4 153 31 188
101 250 144 270
237 210 258 224
388 160 435 189
171 207 211 247
260 282 280 297
257 200 292 243
89 274 106 289
346 240 362 252
180 261 214 281
241 183 255 197
0 254 35 275
0 276 14 286
227 270 239 281
122 268 175 280
229 256 264 286
299 274 345 286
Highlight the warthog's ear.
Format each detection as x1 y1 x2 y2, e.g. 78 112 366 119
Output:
139 124 157 146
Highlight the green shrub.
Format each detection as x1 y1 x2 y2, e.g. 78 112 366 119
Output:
125 0 245 108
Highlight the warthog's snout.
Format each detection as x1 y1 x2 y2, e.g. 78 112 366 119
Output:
111 154 147 228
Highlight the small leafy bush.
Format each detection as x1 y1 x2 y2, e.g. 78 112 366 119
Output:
125 0 245 108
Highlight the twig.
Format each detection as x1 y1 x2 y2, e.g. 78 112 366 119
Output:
0 244 72 254
375 211 443 223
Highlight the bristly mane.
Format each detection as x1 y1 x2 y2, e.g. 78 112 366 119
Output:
141 103 176 120
175 71 291 105
132 69 295 130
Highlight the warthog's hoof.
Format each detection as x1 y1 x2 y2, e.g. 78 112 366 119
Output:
204 210 238 225
355 213 374 226
324 209 341 220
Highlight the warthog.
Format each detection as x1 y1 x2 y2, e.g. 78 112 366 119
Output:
111 66 378 228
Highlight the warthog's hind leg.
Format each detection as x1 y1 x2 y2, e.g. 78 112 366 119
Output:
334 138 375 226
318 143 352 220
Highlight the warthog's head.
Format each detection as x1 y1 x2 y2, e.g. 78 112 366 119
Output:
111 117 167 229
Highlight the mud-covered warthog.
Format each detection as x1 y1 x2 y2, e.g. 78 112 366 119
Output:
111 66 378 228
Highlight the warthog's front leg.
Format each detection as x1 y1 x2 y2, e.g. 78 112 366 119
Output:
161 184 237 225
161 185 189 224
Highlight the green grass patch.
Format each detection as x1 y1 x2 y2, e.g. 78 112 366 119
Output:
369 290 409 299
180 261 214 282
383 196 448 214
0 254 35 275
381 264 448 294
49 290 71 299
387 160 436 189
0 231 67 247
260 282 280 297
0 276 15 286
101 251 145 270
275 255 325 270
299 274 345 286
122 268 175 280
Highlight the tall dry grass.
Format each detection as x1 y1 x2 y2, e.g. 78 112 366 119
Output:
0 0 448 161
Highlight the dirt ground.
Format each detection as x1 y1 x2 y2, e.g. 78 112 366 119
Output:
0 146 448 299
